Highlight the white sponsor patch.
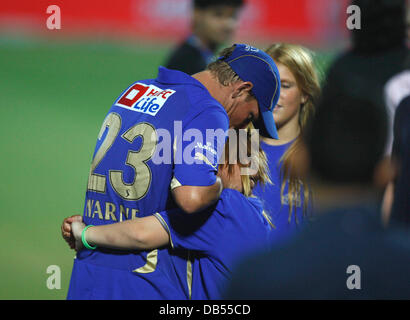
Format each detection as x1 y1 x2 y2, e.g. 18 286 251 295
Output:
115 82 176 116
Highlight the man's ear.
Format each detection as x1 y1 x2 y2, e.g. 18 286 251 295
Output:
232 81 254 99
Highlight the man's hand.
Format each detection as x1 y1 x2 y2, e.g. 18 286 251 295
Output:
61 215 83 249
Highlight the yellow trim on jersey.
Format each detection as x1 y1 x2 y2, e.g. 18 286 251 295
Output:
132 249 158 273
170 176 182 190
194 152 218 170
187 250 193 300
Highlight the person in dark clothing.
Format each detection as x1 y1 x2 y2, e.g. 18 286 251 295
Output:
322 0 408 113
164 0 244 75
389 95 410 227
225 93 410 299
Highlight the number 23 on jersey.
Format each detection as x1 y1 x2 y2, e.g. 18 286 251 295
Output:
87 112 158 201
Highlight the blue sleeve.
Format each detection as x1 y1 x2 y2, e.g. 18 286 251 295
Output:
154 206 225 255
172 106 229 187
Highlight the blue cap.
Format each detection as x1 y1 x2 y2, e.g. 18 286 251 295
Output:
219 44 280 139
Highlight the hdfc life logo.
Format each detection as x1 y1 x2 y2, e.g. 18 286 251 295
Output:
116 83 176 116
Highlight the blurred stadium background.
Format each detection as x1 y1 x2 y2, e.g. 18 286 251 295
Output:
0 0 349 299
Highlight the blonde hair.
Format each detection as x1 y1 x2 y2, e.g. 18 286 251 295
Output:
219 123 274 227
265 43 321 221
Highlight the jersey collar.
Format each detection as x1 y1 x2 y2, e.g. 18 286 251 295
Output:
156 66 207 89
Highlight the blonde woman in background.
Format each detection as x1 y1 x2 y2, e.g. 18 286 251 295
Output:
252 43 321 245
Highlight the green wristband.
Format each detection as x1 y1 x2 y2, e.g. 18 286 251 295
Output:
81 225 97 250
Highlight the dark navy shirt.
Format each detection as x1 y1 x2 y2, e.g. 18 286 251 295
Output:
226 203 410 299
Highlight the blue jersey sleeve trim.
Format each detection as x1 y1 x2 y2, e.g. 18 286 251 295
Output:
154 213 175 249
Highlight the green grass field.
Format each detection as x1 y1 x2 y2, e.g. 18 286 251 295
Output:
0 36 334 299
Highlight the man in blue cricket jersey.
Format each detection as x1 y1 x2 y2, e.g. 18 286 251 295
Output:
62 44 280 299
70 125 274 300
